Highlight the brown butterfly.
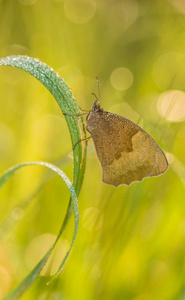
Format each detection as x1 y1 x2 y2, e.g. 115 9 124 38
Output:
85 99 168 186
66 80 168 186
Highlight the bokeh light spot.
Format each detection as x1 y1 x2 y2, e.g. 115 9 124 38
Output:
101 0 138 32
110 67 133 91
157 90 185 122
166 152 174 164
11 207 24 221
167 0 185 14
64 0 96 24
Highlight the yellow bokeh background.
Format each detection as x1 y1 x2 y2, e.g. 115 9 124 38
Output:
0 1 185 299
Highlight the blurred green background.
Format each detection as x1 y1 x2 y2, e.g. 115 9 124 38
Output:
0 0 185 299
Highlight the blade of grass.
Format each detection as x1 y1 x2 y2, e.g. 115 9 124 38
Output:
0 56 86 241
0 56 87 298
0 161 79 300
0 55 87 196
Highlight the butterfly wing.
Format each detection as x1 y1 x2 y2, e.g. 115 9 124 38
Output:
86 110 168 186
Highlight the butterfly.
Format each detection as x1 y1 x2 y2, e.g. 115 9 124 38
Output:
85 99 168 186
65 79 168 186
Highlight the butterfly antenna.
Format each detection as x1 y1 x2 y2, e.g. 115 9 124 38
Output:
91 92 99 103
91 77 101 105
96 76 101 105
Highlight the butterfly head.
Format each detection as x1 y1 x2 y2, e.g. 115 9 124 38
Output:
91 100 101 112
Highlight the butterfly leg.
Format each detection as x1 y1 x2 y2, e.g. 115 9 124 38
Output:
73 136 92 150
63 112 89 117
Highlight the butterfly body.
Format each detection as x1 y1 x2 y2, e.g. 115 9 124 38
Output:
86 102 168 186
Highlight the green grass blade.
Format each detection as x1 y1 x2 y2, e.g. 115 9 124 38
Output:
0 56 86 298
0 161 79 300
0 55 87 196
